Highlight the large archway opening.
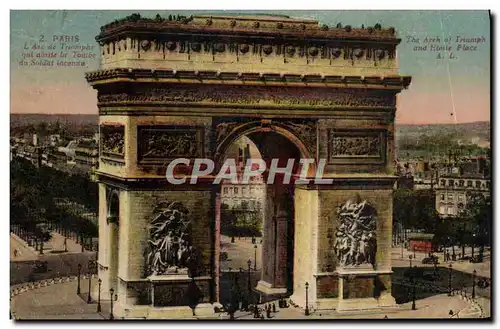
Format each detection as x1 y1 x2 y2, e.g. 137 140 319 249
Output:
216 128 305 306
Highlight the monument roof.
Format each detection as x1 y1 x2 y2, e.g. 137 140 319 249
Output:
97 13 399 44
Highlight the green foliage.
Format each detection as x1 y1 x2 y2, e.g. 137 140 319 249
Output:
459 192 491 247
220 201 263 237
10 158 98 238
393 188 440 232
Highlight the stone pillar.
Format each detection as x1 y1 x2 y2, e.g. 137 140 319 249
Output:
96 183 110 298
274 215 288 289
108 221 119 293
257 185 276 293
214 193 221 303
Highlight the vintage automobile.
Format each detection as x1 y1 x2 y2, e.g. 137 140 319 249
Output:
422 255 439 265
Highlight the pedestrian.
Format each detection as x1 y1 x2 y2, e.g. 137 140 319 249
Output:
266 305 272 318
13 249 18 257
272 303 277 313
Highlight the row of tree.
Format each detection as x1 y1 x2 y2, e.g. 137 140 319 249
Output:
10 158 98 248
393 188 491 260
220 202 263 238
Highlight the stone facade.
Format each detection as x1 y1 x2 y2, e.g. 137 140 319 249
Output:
87 14 410 318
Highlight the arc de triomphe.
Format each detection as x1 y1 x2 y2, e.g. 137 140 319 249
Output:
86 14 411 319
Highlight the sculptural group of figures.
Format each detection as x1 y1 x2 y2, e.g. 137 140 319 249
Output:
145 201 196 275
333 198 377 267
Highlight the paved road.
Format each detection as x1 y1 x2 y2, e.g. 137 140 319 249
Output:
220 235 262 272
11 279 487 320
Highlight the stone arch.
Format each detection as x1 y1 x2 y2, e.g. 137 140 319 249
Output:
106 189 120 225
215 120 317 174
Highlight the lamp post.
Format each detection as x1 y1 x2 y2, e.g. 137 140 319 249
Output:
411 267 416 310
77 263 82 295
87 260 93 303
97 279 102 312
409 255 413 268
247 260 252 304
448 263 453 296
305 282 310 316
472 269 476 299
254 245 257 271
109 288 114 320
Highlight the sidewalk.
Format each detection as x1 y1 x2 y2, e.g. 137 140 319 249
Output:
11 279 489 320
390 246 490 278
10 231 87 260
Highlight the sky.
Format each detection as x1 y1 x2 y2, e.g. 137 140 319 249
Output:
10 10 490 124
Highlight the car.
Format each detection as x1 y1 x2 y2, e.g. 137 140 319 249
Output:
422 255 439 265
32 261 48 273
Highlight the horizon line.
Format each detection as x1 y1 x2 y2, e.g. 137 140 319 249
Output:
9 112 491 126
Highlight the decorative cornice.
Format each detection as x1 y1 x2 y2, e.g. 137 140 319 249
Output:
97 14 400 44
86 68 411 89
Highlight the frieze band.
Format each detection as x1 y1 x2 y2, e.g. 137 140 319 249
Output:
97 85 396 108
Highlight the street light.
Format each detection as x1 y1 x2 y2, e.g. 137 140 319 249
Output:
77 263 82 295
411 267 416 310
448 263 453 296
87 260 93 303
247 259 252 304
305 282 310 316
472 269 476 299
109 288 114 320
254 245 257 271
97 278 102 312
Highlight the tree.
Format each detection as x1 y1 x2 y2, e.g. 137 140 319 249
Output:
393 188 440 233
459 192 491 260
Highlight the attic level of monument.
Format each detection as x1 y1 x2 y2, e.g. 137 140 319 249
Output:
94 14 402 77
97 14 400 44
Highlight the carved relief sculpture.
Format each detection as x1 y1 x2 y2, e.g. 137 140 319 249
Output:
97 85 396 108
331 135 381 157
145 201 196 276
333 198 377 268
278 120 317 154
100 125 125 158
138 127 201 161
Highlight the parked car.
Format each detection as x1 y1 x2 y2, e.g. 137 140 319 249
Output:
422 255 439 265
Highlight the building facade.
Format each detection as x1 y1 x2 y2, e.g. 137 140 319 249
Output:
435 175 490 218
